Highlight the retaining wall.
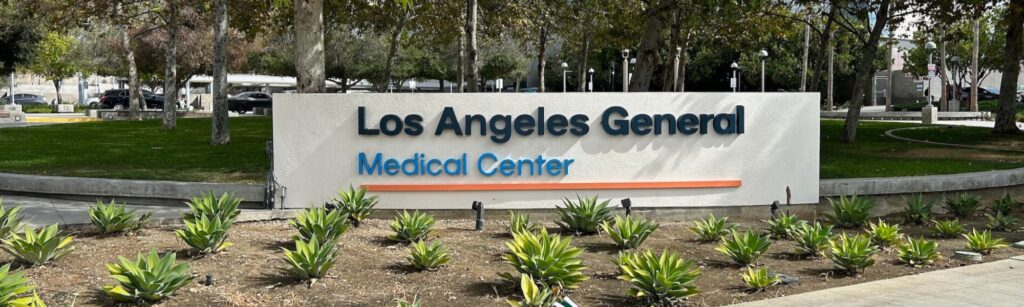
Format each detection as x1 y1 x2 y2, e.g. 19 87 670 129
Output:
0 172 265 208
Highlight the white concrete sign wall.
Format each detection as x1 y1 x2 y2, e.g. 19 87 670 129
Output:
273 93 820 209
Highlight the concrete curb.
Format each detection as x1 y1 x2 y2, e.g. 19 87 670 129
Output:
54 209 299 230
0 172 264 207
885 126 1024 153
820 167 1024 197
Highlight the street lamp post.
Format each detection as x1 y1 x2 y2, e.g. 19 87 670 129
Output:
951 56 960 110
759 49 768 92
587 68 595 93
561 62 571 93
621 49 630 93
730 62 739 92
924 41 937 106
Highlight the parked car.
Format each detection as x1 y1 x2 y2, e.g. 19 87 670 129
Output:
519 87 539 93
2 93 47 106
99 89 166 110
227 92 273 114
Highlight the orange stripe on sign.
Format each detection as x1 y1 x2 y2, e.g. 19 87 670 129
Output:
362 180 742 192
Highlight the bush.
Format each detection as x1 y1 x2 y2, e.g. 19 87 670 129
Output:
828 234 878 275
943 192 981 218
930 219 965 238
0 200 25 240
865 219 903 248
985 212 1019 232
174 215 233 254
290 207 350 243
897 237 939 267
88 200 151 235
601 215 658 249
103 249 193 302
992 193 1016 215
689 214 735 242
616 249 700 305
0 224 73 265
715 230 771 266
902 194 934 225
501 229 588 289
183 192 241 222
333 186 378 227
407 240 452 271
283 237 339 280
390 210 435 243
396 296 422 307
963 229 1008 255
0 263 45 306
554 195 614 235
791 222 833 257
763 212 805 239
507 211 539 235
506 274 558 307
740 267 779 292
824 195 874 228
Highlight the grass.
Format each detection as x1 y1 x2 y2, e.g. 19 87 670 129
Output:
0 117 1020 183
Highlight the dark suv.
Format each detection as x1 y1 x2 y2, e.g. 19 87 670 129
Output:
228 92 273 114
99 89 166 110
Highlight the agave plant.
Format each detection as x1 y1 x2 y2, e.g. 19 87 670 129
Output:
0 263 45 306
407 240 452 271
390 210 435 243
0 200 25 240
507 274 559 307
501 229 588 289
507 211 540 235
985 212 1019 232
824 194 875 228
88 200 151 235
992 193 1017 215
183 192 241 222
828 233 878 275
763 212 805 239
333 185 378 227
601 215 658 249
865 219 903 248
396 296 422 307
943 192 981 218
283 237 339 280
616 249 700 305
290 207 350 243
897 237 939 267
715 230 771 266
174 214 233 254
930 219 965 238
740 267 779 292
103 249 193 302
0 224 74 265
791 222 833 257
555 195 614 235
689 213 735 242
902 194 934 225
962 229 1008 255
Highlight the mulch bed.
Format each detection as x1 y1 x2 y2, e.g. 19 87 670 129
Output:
17 213 1024 306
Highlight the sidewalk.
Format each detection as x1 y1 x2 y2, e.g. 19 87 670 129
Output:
729 256 1024 307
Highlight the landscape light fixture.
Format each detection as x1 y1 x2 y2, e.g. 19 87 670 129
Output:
472 201 484 231
561 62 571 93
620 198 633 216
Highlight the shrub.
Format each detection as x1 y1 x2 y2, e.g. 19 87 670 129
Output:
103 249 193 302
865 219 903 248
174 215 233 254
88 200 151 235
183 192 241 222
740 267 779 292
689 214 735 242
715 230 772 266
962 229 1008 255
506 274 558 307
408 240 452 271
396 296 422 307
902 194 934 225
992 193 1016 215
0 224 73 265
283 237 339 280
985 212 1019 232
601 215 658 249
290 207 350 243
390 210 435 243
763 212 805 239
0 263 45 306
615 249 700 305
0 200 25 240
333 186 378 227
824 195 874 228
827 234 878 275
507 211 539 235
501 229 588 289
791 222 833 257
897 237 939 267
943 192 981 218
554 195 614 235
930 219 965 238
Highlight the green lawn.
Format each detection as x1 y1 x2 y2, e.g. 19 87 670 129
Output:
0 117 1020 183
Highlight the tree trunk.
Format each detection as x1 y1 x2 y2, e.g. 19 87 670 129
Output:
465 0 479 92
995 0 1024 134
384 9 408 92
458 31 465 92
886 38 893 111
808 9 835 93
970 18 980 112
628 0 675 92
210 0 230 145
121 26 142 120
295 0 326 93
537 24 547 92
800 11 810 92
939 28 949 110
842 0 890 144
661 9 681 92
53 80 61 105
163 0 178 130
578 33 591 92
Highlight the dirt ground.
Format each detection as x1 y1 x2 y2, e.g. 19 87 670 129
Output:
17 212 1024 307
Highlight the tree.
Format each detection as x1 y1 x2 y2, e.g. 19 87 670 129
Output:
162 0 179 129
995 0 1023 134
480 38 529 86
465 0 479 92
628 0 676 92
210 0 229 145
28 32 79 104
295 0 325 93
0 1 41 81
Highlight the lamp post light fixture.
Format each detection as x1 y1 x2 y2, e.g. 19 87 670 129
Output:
561 62 571 93
621 49 630 92
730 62 739 92
759 49 769 92
924 41 937 106
587 68 595 92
